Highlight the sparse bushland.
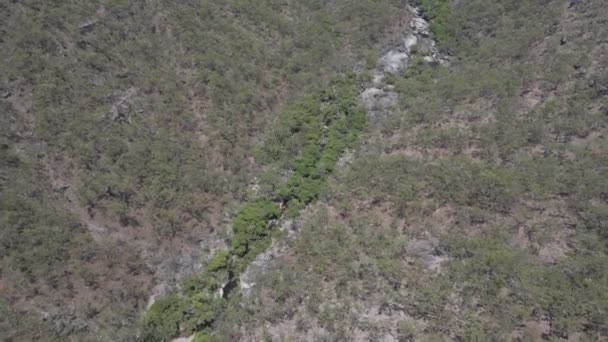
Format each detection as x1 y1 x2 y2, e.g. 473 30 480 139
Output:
206 0 608 340
1 0 406 340
142 74 366 341
3 0 608 340
414 0 452 45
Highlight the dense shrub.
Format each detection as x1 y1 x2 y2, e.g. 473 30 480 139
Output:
231 201 281 257
415 0 452 44
143 74 366 340
142 295 186 342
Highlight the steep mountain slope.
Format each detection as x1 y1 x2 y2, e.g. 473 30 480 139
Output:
2 0 608 341
0 0 408 341
201 0 608 340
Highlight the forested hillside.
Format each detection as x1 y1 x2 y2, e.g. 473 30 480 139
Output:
1 0 607 341
211 0 608 340
1 0 406 340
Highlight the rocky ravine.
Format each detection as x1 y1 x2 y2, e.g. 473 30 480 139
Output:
170 6 448 341
362 5 448 127
238 5 448 299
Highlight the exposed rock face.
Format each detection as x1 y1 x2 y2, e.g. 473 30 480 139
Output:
238 5 450 299
239 244 282 297
379 51 410 74
361 86 399 125
239 220 296 297
361 7 448 126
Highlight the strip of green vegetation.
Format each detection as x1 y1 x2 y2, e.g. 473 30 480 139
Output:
1 0 404 338
262 74 366 205
142 74 365 341
142 201 279 341
230 200 281 273
414 0 452 45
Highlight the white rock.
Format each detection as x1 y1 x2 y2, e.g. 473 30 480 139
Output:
403 34 418 53
378 50 409 74
372 71 385 84
239 277 255 297
410 17 430 34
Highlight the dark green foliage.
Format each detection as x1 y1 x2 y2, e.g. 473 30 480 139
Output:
262 74 365 205
143 296 186 342
143 74 366 340
144 280 225 341
205 251 230 273
231 201 281 258
415 0 452 44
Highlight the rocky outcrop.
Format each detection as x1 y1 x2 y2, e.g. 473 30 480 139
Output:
109 87 137 122
238 5 449 299
239 220 295 297
362 6 448 126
